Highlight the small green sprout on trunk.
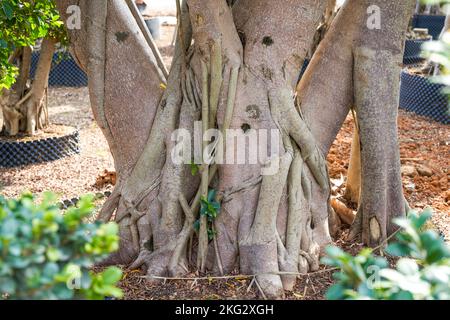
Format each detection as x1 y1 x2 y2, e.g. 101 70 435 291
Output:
194 189 221 240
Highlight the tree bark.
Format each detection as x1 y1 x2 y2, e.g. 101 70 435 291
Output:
16 46 32 98
297 0 415 247
55 0 415 298
1 39 55 136
344 118 361 204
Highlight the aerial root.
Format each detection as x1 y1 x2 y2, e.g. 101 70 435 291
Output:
269 88 329 190
123 200 147 249
209 40 223 128
168 194 196 276
280 146 303 290
129 248 153 270
195 42 238 272
197 58 210 272
133 165 219 277
240 147 293 298
97 186 121 222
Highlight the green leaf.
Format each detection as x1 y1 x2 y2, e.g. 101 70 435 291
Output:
42 263 59 282
413 209 433 229
193 219 200 232
2 1 14 20
46 248 61 262
325 246 345 259
391 291 414 300
386 243 410 257
190 162 199 176
207 189 217 203
397 259 419 276
101 267 122 285
0 277 17 294
325 284 345 300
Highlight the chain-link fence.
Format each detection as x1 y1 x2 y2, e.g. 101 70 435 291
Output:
30 50 87 87
412 14 446 40
400 70 450 124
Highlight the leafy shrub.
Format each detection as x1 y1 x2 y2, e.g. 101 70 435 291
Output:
0 192 123 300
323 209 450 300
0 0 66 89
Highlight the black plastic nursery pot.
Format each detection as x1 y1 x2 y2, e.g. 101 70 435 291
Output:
399 69 450 124
412 14 446 40
0 130 80 168
403 39 430 65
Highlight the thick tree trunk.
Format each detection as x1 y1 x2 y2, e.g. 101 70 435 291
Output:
1 39 55 136
298 0 414 247
351 1 414 246
56 0 414 298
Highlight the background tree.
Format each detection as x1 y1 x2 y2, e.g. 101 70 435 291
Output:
54 0 416 298
0 0 65 136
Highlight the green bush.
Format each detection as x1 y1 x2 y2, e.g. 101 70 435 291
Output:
323 209 450 300
0 0 66 89
0 192 123 300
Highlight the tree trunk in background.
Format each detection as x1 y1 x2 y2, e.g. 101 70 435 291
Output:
0 39 55 136
344 119 361 205
297 0 415 246
351 1 413 246
16 47 32 99
56 0 415 297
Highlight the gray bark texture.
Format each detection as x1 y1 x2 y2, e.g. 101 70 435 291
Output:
1 39 56 136
55 0 415 298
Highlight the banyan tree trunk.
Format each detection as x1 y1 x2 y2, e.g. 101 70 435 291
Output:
55 0 415 298
1 38 56 136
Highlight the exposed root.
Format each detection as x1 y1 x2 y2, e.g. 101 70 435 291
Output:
14 90 32 109
1 105 23 136
281 146 304 290
97 186 121 222
168 194 196 276
344 112 361 204
111 21 191 260
331 198 356 225
240 150 293 299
